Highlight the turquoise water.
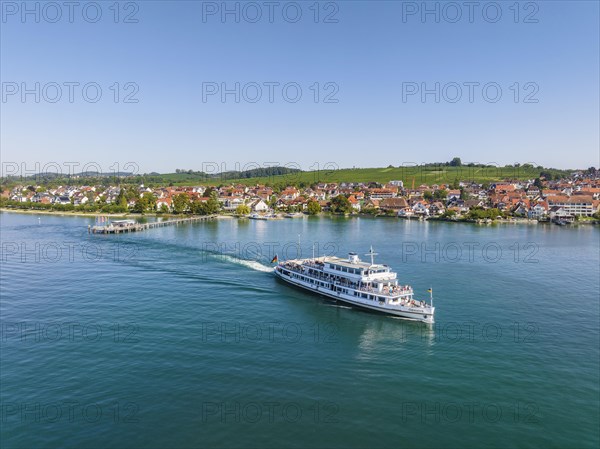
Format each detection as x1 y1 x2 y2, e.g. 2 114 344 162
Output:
1 212 598 448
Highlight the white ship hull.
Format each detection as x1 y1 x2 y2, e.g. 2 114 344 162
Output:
274 265 434 323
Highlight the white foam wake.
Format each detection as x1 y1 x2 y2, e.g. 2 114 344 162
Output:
221 255 275 273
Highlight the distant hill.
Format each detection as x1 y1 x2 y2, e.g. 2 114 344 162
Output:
1 164 574 188
149 165 573 187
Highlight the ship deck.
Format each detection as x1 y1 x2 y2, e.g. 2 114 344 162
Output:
278 260 415 300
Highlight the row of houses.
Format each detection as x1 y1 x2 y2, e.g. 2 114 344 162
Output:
5 174 600 218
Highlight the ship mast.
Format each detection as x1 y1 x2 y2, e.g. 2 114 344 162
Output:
365 246 378 265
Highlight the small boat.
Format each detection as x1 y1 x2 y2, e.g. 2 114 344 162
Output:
274 248 435 323
249 213 268 220
284 212 303 218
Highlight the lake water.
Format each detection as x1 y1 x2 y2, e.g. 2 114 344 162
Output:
1 212 598 448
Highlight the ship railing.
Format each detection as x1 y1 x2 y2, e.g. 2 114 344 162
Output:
355 285 413 297
303 261 324 269
386 298 429 309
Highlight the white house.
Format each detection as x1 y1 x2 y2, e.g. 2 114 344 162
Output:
348 195 361 212
412 201 429 216
156 198 172 211
251 199 269 212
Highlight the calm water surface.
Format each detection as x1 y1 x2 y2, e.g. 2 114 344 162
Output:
1 212 598 448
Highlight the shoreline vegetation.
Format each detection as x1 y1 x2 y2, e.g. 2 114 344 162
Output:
2 207 597 226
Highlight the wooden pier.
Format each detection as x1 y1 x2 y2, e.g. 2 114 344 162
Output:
89 215 217 234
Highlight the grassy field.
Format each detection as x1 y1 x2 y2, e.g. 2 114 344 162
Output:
155 165 550 187
2 165 571 189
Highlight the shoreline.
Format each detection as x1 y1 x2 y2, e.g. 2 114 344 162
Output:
2 207 597 226
0 208 234 219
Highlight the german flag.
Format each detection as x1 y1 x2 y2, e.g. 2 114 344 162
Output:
427 288 432 293
271 255 278 263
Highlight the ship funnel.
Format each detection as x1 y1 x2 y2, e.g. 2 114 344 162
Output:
348 252 359 264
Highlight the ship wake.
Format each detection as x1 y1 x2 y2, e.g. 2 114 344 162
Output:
220 255 274 273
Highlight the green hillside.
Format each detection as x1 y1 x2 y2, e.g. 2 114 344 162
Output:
152 164 566 187
1 164 573 189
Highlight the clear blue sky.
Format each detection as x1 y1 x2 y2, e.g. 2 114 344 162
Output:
1 1 599 175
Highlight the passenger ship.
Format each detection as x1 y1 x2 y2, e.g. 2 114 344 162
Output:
274 248 435 323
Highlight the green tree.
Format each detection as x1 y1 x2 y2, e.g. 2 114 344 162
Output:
441 209 457 219
306 200 322 215
449 157 462 167
190 199 204 215
209 197 221 214
423 191 433 201
172 193 190 214
117 188 128 208
142 192 156 211
133 192 156 213
126 186 139 202
433 189 447 200
236 204 250 215
268 195 278 209
468 207 503 220
86 191 96 205
330 195 351 214
204 187 216 198
199 197 221 215
361 207 378 215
